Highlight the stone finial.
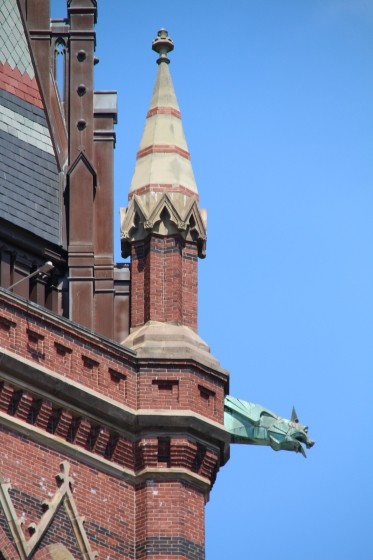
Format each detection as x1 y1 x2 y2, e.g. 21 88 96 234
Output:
152 29 174 64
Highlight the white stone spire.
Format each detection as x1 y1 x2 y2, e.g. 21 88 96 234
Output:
121 29 206 259
129 30 198 197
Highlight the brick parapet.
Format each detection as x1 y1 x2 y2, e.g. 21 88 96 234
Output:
0 288 136 408
0 288 226 422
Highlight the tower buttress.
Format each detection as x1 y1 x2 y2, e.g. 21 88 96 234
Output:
65 0 97 330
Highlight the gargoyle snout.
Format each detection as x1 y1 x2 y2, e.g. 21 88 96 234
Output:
306 438 315 449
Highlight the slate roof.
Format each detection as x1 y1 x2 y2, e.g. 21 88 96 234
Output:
0 0 61 246
0 0 35 79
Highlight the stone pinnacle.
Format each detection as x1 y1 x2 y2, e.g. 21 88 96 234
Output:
152 28 174 64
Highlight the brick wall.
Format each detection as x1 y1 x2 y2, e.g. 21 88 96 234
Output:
0 291 225 422
135 481 205 560
130 236 198 331
0 427 135 559
0 289 228 558
0 426 211 559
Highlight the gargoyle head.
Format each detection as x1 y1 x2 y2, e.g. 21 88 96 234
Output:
266 407 315 457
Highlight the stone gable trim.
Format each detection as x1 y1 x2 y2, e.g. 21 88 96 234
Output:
0 461 97 560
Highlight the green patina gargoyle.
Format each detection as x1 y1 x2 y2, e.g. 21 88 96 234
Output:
224 395 315 457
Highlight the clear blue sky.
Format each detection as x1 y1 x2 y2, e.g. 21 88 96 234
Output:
52 2 373 558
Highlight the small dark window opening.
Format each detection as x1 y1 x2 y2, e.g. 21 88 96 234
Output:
192 443 206 473
158 437 171 464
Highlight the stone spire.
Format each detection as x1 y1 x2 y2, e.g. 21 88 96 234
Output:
121 29 206 260
120 29 223 371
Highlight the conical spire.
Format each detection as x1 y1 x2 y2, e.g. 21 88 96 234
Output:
129 29 198 197
121 30 206 259
121 30 219 362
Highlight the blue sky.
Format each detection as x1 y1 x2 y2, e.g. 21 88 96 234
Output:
52 2 373 558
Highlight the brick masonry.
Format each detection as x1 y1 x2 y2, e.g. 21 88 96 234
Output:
0 288 228 558
0 427 207 559
130 236 198 331
0 3 228 558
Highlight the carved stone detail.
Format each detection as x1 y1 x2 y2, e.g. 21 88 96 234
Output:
120 192 207 258
0 462 97 560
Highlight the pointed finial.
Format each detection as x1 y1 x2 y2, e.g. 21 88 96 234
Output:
152 28 174 64
291 406 299 423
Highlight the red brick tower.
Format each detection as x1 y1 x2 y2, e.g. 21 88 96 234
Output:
119 29 230 556
0 4 229 559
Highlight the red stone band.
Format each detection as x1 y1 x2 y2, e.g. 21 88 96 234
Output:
129 184 198 199
146 106 181 118
137 144 190 160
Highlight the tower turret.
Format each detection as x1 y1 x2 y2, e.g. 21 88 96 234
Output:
121 29 207 334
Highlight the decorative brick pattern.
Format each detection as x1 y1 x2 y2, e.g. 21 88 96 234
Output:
0 427 211 559
0 432 133 559
136 536 205 560
0 381 14 411
0 380 221 485
0 0 35 79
